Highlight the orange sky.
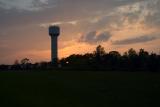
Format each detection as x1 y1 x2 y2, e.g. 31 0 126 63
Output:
0 0 160 64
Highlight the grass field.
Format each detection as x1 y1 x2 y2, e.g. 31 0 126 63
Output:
0 71 159 107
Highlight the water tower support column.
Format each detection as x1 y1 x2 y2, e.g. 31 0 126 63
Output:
51 36 58 64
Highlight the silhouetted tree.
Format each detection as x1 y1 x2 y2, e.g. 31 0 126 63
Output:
148 53 159 72
138 49 149 70
20 58 30 69
14 60 19 65
59 46 160 72
11 59 21 70
93 45 105 69
94 45 105 57
126 48 138 71
108 51 121 70
21 58 30 65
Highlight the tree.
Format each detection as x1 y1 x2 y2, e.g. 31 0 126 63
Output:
125 48 138 71
94 45 106 57
109 51 121 57
21 58 30 65
128 48 137 57
148 53 159 72
139 49 149 57
138 49 149 71
92 45 106 69
14 60 19 65
105 51 121 70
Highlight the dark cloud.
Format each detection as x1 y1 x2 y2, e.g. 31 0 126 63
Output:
0 0 52 11
144 0 160 27
112 35 158 45
0 0 148 34
80 31 112 44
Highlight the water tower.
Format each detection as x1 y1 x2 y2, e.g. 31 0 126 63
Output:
49 25 60 64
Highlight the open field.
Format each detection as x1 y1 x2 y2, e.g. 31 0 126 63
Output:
0 71 159 107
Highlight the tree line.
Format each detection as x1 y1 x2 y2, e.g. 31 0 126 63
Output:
60 45 160 72
0 45 160 72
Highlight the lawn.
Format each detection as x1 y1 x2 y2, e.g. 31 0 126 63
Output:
0 71 159 107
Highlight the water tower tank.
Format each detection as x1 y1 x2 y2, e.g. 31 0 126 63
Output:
49 26 60 36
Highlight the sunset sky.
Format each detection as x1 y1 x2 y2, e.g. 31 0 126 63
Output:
0 0 160 64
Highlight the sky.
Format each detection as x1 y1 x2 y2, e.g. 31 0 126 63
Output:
0 0 160 64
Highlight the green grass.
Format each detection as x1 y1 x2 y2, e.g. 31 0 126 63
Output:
0 71 159 107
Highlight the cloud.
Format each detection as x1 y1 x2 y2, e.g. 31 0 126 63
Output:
79 31 112 44
40 20 78 28
0 0 148 31
144 0 160 28
0 0 53 11
112 35 158 45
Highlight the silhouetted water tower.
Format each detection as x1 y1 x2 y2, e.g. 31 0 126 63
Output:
49 25 60 64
